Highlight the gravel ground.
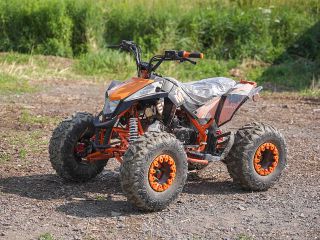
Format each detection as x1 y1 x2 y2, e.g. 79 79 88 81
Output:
0 81 319 240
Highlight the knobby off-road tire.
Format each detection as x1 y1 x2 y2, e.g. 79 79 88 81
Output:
49 112 107 182
225 122 287 191
120 132 188 211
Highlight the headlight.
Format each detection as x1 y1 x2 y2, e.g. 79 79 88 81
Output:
103 97 120 115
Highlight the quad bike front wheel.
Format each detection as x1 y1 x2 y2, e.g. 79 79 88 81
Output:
120 132 188 211
49 112 107 182
225 122 287 191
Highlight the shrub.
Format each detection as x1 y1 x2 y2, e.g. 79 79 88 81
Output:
0 0 73 56
0 0 104 57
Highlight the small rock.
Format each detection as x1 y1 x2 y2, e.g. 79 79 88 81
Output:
111 211 121 217
71 197 87 201
117 223 125 228
117 216 125 222
237 206 246 211
0 233 5 236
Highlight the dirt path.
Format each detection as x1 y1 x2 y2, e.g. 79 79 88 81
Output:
0 81 319 240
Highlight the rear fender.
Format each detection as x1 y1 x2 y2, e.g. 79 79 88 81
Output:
215 84 262 126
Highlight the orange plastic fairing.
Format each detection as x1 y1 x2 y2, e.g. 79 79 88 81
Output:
240 79 257 87
108 77 154 101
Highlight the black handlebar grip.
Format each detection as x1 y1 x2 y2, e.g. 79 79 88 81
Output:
178 51 203 59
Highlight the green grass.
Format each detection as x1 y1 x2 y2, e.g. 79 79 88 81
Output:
0 0 319 91
20 109 60 126
75 49 238 81
0 152 10 163
237 234 253 240
0 51 318 94
0 73 35 94
0 130 49 163
75 49 136 78
38 233 55 240
95 195 106 201
1 0 319 62
0 52 31 64
300 89 320 98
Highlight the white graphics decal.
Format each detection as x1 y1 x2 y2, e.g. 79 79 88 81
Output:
174 87 184 105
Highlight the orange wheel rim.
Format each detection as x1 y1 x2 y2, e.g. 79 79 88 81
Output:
254 142 279 176
148 154 176 192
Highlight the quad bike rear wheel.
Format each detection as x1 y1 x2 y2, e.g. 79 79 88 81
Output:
225 122 286 191
49 112 107 182
120 132 188 211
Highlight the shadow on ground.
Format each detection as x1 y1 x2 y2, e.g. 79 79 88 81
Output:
0 171 122 200
0 170 244 217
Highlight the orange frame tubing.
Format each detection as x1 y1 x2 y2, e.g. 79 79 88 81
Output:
87 107 214 163
86 105 144 163
187 157 209 165
187 113 214 152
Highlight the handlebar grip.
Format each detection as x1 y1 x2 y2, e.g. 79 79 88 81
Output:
178 51 204 59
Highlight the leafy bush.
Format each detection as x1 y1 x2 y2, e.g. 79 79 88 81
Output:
1 0 319 61
0 0 103 57
0 0 73 56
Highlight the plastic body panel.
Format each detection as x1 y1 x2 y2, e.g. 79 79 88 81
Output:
108 77 154 101
216 83 256 126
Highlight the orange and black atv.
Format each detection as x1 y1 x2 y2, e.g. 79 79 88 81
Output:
49 40 287 211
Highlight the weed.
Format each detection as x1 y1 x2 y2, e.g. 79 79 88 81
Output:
38 233 54 240
95 195 106 201
237 233 253 240
19 149 27 159
0 152 10 163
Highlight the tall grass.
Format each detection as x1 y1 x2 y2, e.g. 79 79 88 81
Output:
1 0 319 60
0 0 319 89
0 0 103 56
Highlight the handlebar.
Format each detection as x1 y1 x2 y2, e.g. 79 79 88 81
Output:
107 40 203 78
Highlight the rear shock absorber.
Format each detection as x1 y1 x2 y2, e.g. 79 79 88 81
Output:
128 117 138 143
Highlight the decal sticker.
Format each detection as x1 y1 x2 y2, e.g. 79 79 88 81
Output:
174 87 184 105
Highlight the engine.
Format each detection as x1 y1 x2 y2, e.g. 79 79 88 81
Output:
173 127 197 145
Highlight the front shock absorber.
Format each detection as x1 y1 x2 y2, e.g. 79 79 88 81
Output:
128 117 138 143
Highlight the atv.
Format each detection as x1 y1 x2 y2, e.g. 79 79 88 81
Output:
49 40 287 211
